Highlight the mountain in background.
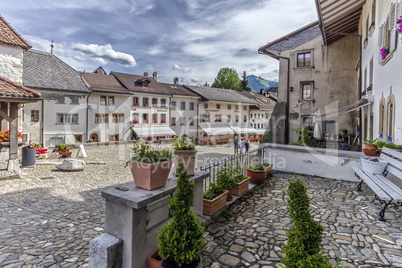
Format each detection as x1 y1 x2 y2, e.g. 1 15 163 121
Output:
246 75 278 93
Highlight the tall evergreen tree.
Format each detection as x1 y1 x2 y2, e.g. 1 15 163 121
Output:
211 67 241 90
240 71 252 91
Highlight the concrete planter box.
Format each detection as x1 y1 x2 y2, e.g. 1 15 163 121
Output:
231 177 250 196
129 160 173 190
174 150 197 176
203 190 228 216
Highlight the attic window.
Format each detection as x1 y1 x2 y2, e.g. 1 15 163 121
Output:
135 79 150 87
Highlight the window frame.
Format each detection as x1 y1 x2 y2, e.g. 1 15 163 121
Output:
56 113 79 124
112 113 124 123
300 81 314 101
95 113 108 124
189 102 194 111
56 96 65 104
296 50 313 68
70 97 79 105
31 110 40 122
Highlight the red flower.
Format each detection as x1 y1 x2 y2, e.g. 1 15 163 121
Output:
133 120 139 124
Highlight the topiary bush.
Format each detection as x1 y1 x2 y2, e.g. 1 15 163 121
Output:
282 179 336 268
157 163 205 267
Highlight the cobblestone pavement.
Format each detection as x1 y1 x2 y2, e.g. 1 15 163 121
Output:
201 173 402 268
0 143 401 267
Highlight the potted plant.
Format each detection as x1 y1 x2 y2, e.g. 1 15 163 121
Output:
363 138 378 156
55 144 72 158
157 163 205 268
245 163 272 184
231 174 250 196
125 141 173 190
202 183 228 216
172 135 197 176
216 166 237 201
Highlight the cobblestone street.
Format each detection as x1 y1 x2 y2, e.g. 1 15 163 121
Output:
0 143 401 267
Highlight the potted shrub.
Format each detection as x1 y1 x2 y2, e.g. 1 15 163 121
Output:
363 138 378 156
125 141 173 190
245 163 272 184
231 174 250 196
216 166 237 201
55 144 72 158
172 135 197 176
203 183 228 216
157 163 205 268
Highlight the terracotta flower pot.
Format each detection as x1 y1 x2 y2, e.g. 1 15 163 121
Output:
174 150 197 176
226 188 234 201
364 144 378 151
362 148 378 156
129 160 172 190
146 249 162 268
203 190 228 216
231 177 250 196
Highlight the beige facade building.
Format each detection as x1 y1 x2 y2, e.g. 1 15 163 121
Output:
259 21 359 146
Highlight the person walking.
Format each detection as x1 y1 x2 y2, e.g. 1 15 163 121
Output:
233 136 239 154
245 139 250 153
238 138 245 154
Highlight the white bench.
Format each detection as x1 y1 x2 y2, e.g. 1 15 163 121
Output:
352 147 402 221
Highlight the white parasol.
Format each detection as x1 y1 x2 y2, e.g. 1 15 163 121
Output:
313 122 321 139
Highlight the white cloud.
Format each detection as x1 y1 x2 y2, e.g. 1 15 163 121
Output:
172 64 192 73
72 43 136 67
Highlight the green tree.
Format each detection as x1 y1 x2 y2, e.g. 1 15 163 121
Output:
282 179 336 268
211 67 240 90
203 82 211 87
240 71 252 91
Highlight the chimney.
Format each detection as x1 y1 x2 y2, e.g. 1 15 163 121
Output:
260 88 264 95
153 71 157 81
143 72 148 77
174 77 179 84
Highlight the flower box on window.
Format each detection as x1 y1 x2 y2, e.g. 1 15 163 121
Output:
144 104 148 107
133 103 139 106
143 120 148 123
215 120 222 122
153 105 157 107
161 105 166 108
152 120 157 123
171 123 176 126
133 120 139 124
31 119 39 122
161 120 166 123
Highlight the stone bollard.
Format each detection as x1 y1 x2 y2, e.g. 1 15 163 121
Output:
89 233 122 268
90 170 208 268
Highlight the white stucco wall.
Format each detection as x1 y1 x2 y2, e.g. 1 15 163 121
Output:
0 44 24 83
170 95 199 136
361 0 402 144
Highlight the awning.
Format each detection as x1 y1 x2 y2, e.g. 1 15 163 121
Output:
255 129 266 135
199 123 235 136
230 124 258 134
132 126 176 137
317 98 372 120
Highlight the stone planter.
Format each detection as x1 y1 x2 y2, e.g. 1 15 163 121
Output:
129 160 172 190
174 150 197 176
146 249 162 268
203 190 228 216
56 149 72 158
231 177 250 196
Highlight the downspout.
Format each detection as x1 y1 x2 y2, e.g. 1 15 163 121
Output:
41 99 44 145
358 35 362 150
86 92 92 142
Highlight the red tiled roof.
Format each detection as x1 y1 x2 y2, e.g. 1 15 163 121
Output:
81 72 131 94
0 76 41 99
0 15 31 50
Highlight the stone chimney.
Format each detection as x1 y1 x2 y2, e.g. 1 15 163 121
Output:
143 72 148 77
174 77 179 84
153 71 157 81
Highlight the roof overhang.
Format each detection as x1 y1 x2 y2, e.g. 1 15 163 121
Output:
315 0 365 44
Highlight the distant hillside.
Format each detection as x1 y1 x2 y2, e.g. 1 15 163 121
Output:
246 75 278 93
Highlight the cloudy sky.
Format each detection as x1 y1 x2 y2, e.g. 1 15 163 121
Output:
2 0 317 85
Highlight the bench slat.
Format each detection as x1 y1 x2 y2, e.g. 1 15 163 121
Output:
379 154 402 178
372 174 402 202
382 147 402 160
352 166 391 200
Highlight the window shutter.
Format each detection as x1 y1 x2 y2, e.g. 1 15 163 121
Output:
378 23 384 47
391 27 397 51
398 1 402 19
390 4 396 30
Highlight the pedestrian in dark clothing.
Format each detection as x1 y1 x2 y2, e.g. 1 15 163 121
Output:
234 136 239 154
245 139 250 153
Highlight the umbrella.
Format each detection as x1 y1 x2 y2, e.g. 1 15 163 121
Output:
313 122 321 139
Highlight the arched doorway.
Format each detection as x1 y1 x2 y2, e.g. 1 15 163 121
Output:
89 133 99 142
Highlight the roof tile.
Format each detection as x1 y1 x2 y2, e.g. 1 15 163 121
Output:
0 75 40 99
0 15 31 49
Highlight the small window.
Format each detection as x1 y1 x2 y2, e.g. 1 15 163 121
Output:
243 115 247 123
204 103 208 109
56 96 65 104
161 99 167 107
152 98 158 107
133 113 139 124
189 117 194 126
171 101 176 109
74 134 82 143
161 114 166 123
70 97 79 104
143 114 149 123
297 51 312 67
180 102 186 110
302 116 314 132
152 113 158 123
109 134 119 141
235 115 239 123
95 113 108 124
189 102 194 111
108 96 115 106
143 98 149 107
235 105 239 110
100 96 107 105
180 117 186 126
133 97 139 106
301 82 314 100
227 104 231 110
112 113 124 123
227 115 231 122
57 113 79 124
31 110 39 122
216 104 220 109
171 117 176 125
215 114 222 122
243 106 247 111
50 137 63 146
